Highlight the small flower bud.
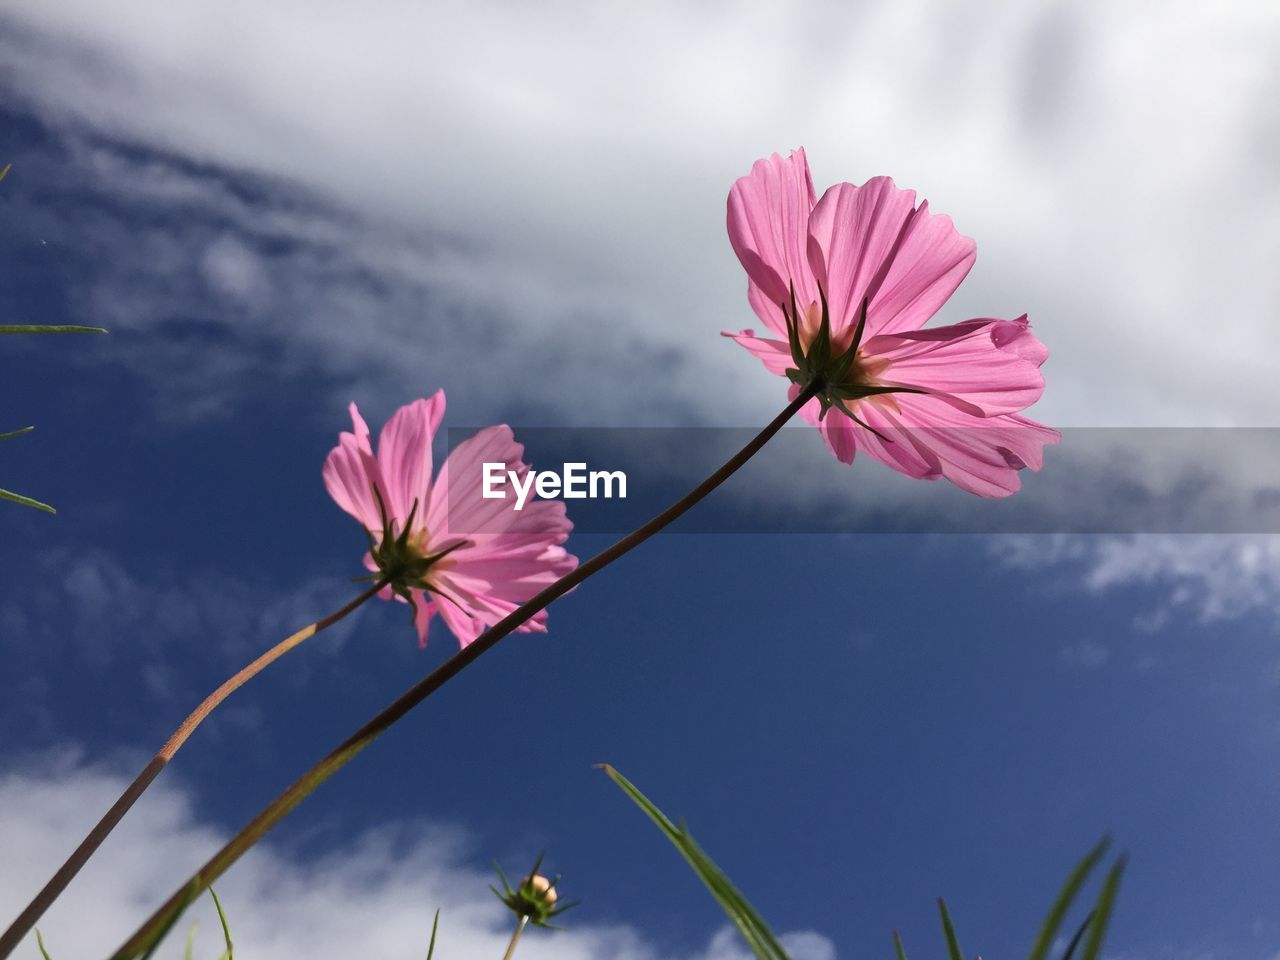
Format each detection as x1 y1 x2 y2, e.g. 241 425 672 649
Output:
521 874 557 907
491 854 578 928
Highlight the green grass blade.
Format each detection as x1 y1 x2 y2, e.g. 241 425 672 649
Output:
1079 857 1126 960
1059 911 1093 960
936 899 963 960
1026 837 1110 960
210 887 233 960
0 425 34 441
426 909 440 960
34 930 53 960
600 765 789 960
181 924 196 960
0 163 9 183
0 325 107 334
893 929 908 960
0 488 55 513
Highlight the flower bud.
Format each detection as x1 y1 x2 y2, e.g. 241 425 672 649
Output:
521 873 557 908
491 854 578 928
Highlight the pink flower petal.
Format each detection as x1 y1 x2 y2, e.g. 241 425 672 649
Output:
862 316 1047 417
850 403 942 480
727 148 820 336
411 589 437 649
376 391 446 529
720 329 794 376
808 180 975 339
427 424 527 537
326 396 578 649
870 394 1059 497
322 402 386 532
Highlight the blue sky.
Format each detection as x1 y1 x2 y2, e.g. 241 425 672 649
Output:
2 2 1280 959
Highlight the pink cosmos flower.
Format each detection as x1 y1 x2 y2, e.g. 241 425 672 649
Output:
323 391 577 648
724 148 1059 497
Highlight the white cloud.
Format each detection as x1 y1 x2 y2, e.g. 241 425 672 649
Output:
0 756 836 960
995 535 1280 625
0 0 1277 427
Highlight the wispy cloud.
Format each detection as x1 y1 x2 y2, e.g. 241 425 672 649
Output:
0 546 364 743
0 756 836 960
1 0 1277 428
994 534 1280 625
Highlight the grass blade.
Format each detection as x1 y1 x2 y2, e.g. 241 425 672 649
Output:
893 929 909 960
426 909 440 960
1079 857 1126 960
1026 838 1110 960
600 765 789 960
936 898 963 960
0 325 107 334
34 930 52 960
210 887 233 960
0 488 55 513
0 426 33 441
1059 911 1093 960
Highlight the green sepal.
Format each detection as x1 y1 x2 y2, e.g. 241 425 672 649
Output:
491 853 576 929
773 286 920 436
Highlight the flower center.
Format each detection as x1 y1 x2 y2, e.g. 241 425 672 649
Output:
780 284 920 432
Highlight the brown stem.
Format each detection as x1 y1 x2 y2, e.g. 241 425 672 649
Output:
0 579 387 960
108 380 822 960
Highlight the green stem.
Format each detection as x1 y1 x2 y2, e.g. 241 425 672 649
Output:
0 580 387 960
106 379 823 960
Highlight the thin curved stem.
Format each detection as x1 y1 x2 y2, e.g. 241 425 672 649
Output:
0 579 387 960
107 380 823 960
500 916 529 960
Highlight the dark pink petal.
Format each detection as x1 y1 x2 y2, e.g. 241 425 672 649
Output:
849 403 942 480
431 587 487 648
871 394 1060 497
819 411 858 464
727 149 820 336
322 402 386 532
430 579 549 649
721 329 794 376
862 316 1047 417
411 590 437 649
808 180 975 339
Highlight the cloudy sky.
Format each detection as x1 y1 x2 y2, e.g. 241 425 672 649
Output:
1 2 1279 959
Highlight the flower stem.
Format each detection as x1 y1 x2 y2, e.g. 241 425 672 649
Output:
0 579 387 960
500 916 529 960
106 380 823 960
